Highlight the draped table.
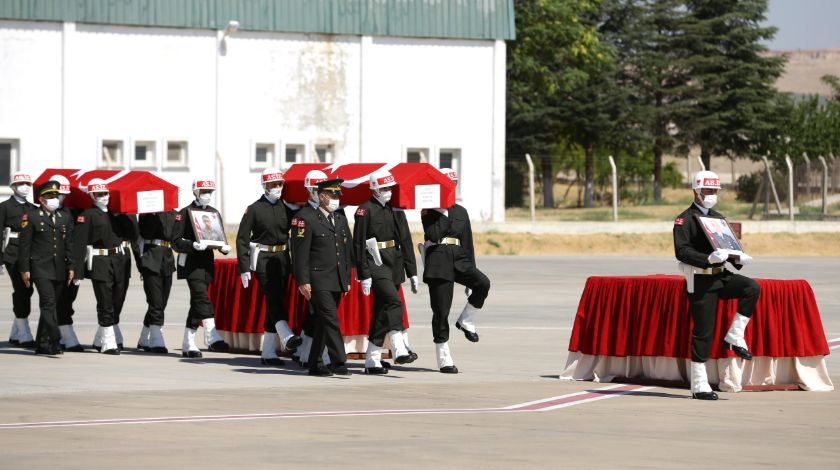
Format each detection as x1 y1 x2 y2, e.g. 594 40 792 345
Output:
208 258 409 355
560 275 834 392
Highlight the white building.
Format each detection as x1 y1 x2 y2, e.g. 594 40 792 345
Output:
0 0 513 223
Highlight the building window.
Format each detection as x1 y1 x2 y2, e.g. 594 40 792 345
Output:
314 144 333 163
165 140 188 167
252 143 274 169
100 140 124 168
406 148 429 163
133 140 156 168
439 148 462 197
0 139 19 186
285 144 304 166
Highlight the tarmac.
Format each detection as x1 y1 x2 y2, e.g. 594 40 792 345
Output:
1 255 839 468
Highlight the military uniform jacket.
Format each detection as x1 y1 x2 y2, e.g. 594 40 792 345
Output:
173 202 223 281
0 196 38 266
291 205 353 292
132 211 177 276
353 197 416 283
73 206 138 281
421 204 477 282
673 203 743 270
235 196 294 274
18 207 75 281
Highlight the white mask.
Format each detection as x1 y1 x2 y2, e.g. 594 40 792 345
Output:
266 187 282 203
14 184 31 198
198 193 212 206
375 190 392 204
327 199 340 213
94 195 109 211
45 198 60 212
701 194 717 209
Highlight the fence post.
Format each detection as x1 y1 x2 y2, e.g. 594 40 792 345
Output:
525 153 536 223
818 155 828 217
785 155 794 222
608 155 618 222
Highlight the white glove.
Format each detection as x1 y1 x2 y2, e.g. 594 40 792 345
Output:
707 249 729 264
193 241 207 251
219 244 232 255
0 265 5 275
73 279 81 286
240 272 251 289
361 278 372 296
465 287 471 296
410 275 419 294
731 251 753 265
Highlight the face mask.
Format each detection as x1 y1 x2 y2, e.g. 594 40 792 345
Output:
266 187 282 202
94 195 109 211
45 198 60 212
14 184 31 198
327 199 340 213
198 193 212 206
58 194 66 206
375 190 392 204
701 194 717 209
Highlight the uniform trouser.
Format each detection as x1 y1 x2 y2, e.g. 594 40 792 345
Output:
186 278 214 330
427 265 491 344
91 256 129 326
142 271 172 327
5 261 33 318
57 281 79 326
688 271 761 362
368 278 406 347
33 278 63 348
308 290 346 368
256 268 290 333
114 254 131 321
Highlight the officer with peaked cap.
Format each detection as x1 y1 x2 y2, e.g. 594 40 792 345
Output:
172 177 232 358
420 168 490 374
17 181 76 355
236 168 302 366
674 170 759 400
1 172 38 347
291 178 352 376
73 178 137 354
353 169 418 375
50 174 85 352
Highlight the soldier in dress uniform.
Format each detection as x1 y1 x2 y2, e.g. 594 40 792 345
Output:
73 178 137 354
420 168 490 374
51 174 85 352
353 169 418 375
132 209 178 354
1 172 38 347
172 177 231 358
674 170 759 401
18 181 75 355
291 179 353 376
236 168 302 366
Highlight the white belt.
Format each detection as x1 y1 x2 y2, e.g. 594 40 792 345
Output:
439 237 461 246
144 239 171 248
256 243 287 253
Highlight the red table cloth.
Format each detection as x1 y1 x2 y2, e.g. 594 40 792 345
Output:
568 275 830 359
209 258 409 336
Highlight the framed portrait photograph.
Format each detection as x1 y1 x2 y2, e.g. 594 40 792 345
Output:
695 215 743 252
189 209 227 246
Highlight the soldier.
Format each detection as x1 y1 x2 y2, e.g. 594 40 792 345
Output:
1 172 38 347
172 177 231 358
291 178 352 376
292 169 328 367
52 174 85 352
236 168 301 366
132 209 178 354
353 169 418 375
73 178 137 354
18 181 75 355
674 170 759 401
420 168 490 374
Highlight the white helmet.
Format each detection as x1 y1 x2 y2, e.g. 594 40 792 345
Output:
87 178 109 200
304 169 328 200
440 167 458 181
692 170 721 191
10 172 32 187
261 168 285 187
50 174 71 195
192 177 216 197
369 170 396 191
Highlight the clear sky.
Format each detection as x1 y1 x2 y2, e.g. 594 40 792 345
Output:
763 0 840 51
